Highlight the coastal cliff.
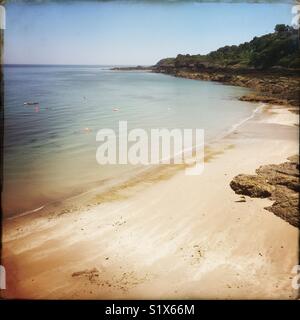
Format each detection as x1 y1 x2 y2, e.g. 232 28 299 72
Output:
115 24 300 107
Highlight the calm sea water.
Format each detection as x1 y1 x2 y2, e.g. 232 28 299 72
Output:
3 65 255 217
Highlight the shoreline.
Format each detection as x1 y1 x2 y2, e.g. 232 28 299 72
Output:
1 102 299 299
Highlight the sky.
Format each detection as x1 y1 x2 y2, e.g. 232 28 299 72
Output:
3 0 294 65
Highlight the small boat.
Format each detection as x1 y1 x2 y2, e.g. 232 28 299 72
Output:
112 108 119 112
24 102 39 106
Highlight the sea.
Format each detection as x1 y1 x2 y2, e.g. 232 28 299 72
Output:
3 65 257 217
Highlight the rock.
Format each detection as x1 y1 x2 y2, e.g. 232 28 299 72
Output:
272 85 284 94
72 268 99 277
230 155 299 228
239 95 288 106
230 174 273 198
256 162 299 191
265 186 299 228
288 155 299 167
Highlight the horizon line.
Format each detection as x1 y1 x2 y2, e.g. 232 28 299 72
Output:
2 63 153 66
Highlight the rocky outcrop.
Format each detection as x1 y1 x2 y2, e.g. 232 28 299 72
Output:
111 66 151 71
155 68 300 107
230 175 274 198
239 95 289 106
230 155 299 228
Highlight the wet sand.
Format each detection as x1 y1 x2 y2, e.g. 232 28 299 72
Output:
1 104 299 299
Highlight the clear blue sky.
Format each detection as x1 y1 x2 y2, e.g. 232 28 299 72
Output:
4 1 294 65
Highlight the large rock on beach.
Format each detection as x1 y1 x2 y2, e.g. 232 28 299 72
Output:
230 155 299 228
230 175 273 198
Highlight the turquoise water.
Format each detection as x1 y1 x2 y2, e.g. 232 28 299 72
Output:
3 65 255 217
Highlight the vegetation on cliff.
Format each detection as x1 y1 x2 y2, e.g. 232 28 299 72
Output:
155 25 300 70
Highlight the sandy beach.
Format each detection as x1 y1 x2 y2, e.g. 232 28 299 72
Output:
1 103 299 300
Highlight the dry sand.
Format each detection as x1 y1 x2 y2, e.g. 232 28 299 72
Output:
1 104 299 299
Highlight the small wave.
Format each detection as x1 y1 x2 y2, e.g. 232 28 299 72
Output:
212 103 265 143
229 103 264 133
7 205 45 220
